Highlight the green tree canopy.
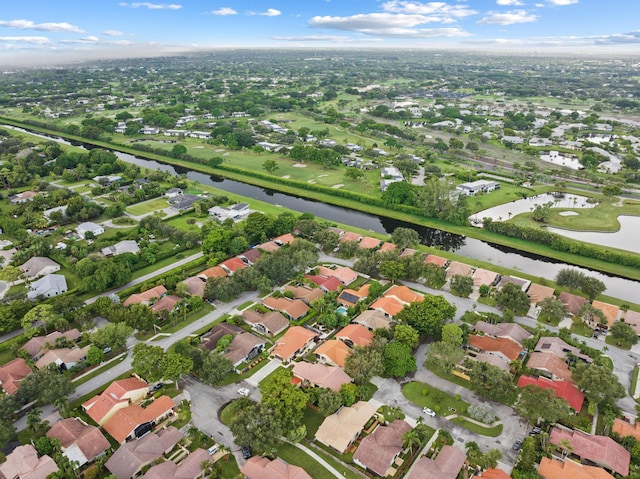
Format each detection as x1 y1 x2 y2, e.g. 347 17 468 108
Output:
515 385 571 424
383 341 417 378
395 295 456 339
572 362 625 408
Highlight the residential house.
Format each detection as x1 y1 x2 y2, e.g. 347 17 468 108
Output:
315 401 377 453
82 377 150 426
0 445 58 479
352 310 392 331
456 180 500 196
123 285 167 307
208 203 251 221
273 233 296 246
180 276 206 298
105 427 184 479
591 301 620 329
473 321 532 346
527 352 573 382
272 326 317 362
527 283 556 305
284 285 324 305
168 194 200 211
189 131 211 140
339 231 363 244
424 254 448 268
517 376 585 411
35 345 90 370
46 418 110 468
164 188 183 199
292 362 352 392
407 445 466 479
469 352 511 373
101 240 140 257
138 126 160 135
378 242 396 253
19 256 60 279
481 468 512 479
263 296 309 321
446 261 473 280
335 324 373 348
612 418 640 441
359 236 381 250
559 292 587 317
549 427 630 477
472 268 500 288
305 274 341 292
238 248 262 266
468 335 523 363
219 257 246 275
538 457 614 479
624 310 640 336
242 310 289 337
241 456 312 479
337 284 370 308
27 274 68 300
497 275 530 291
0 358 31 395
385 285 423 304
534 337 592 363
77 222 105 238
22 329 82 361
317 266 359 285
223 332 265 368
314 340 351 368
140 448 212 479
151 295 181 314
369 285 423 320
9 190 39 204
369 297 405 319
199 323 243 353
197 266 227 281
353 420 412 477
103 395 176 444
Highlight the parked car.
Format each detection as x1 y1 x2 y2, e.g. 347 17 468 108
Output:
208 445 218 455
152 383 163 392
513 440 523 451
422 407 436 417
241 446 251 459
103 347 112 354
237 387 250 397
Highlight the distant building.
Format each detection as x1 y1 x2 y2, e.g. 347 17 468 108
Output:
77 222 105 239
456 180 500 196
19 256 61 279
27 274 68 300
208 203 251 221
102 240 140 257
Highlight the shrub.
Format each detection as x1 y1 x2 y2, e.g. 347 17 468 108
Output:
467 403 497 424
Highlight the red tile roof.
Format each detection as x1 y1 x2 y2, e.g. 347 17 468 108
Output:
358 236 381 249
370 296 404 318
482 468 512 479
46 418 110 464
82 377 148 425
198 265 227 279
220 257 247 274
517 375 585 410
446 261 473 278
273 233 296 245
292 362 352 392
340 231 362 243
384 285 423 304
151 294 181 314
527 283 555 304
304 274 342 292
180 276 205 297
317 266 358 285
315 340 351 367
103 395 175 443
378 242 396 253
612 418 640 441
0 358 31 395
273 327 317 361
468 335 522 361
538 457 615 479
591 301 620 328
241 456 312 479
124 285 167 307
336 324 373 347
424 254 447 267
263 296 309 320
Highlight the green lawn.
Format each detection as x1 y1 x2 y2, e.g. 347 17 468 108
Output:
402 381 469 415
277 443 350 479
302 407 325 439
72 353 128 386
570 320 594 338
605 334 633 350
300 443 364 479
129 246 200 280
450 417 503 437
126 197 170 215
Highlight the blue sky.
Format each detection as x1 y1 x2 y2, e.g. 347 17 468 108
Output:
1 0 639 65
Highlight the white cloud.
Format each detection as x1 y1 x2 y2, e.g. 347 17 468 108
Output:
381 1 477 17
593 30 640 45
0 19 84 33
0 35 51 44
209 7 237 16
259 8 282 17
271 35 384 43
496 0 524 5
546 0 578 4
61 36 100 44
478 10 537 25
118 2 182 10
310 13 459 31
102 30 125 36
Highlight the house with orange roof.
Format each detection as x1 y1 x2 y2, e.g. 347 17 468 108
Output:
591 301 620 328
273 233 296 246
385 285 423 304
180 276 205 297
378 242 396 253
272 326 318 362
151 294 181 314
549 427 630 477
400 248 417 257
340 231 363 243
369 296 404 319
358 236 381 249
315 340 351 368
256 240 280 252
424 254 448 268
538 457 614 479
407 445 466 479
527 352 573 382
0 358 32 395
220 257 246 275
123 285 167 307
292 362 352 392
337 284 370 308
472 268 500 288
559 292 587 316
446 261 473 279
284 285 324 305
612 418 640 441
305 274 342 292
317 266 359 285
197 265 227 280
335 324 373 348
241 456 312 479
527 283 555 304
517 375 585 411
263 296 309 320
481 468 512 479
82 377 149 426
103 395 176 444
467 335 523 362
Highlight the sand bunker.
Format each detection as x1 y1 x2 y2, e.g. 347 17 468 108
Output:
318 174 329 178
308 179 316 184
223 152 229 156
332 184 344 189
192 146 204 149
558 211 579 217
215 149 225 152
282 175 291 179
292 163 307 168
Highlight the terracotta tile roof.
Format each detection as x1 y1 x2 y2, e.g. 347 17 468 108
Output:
103 395 176 444
315 340 351 367
46 418 110 465
407 445 466 479
315 401 377 453
538 457 615 479
336 324 373 347
337 284 370 307
352 310 392 331
242 310 289 336
468 335 522 361
446 261 473 279
353 420 411 476
292 362 352 392
549 427 630 476
241 456 312 479
340 231 362 243
151 294 181 314
82 377 149 425
180 277 205 297
472 268 499 287
481 468 512 479
273 326 317 361
559 292 587 316
0 358 32 395
469 352 510 372
0 445 58 479
527 283 555 304
378 242 396 253
263 296 309 320
284 285 325 304
273 233 296 245
385 285 423 304
224 332 265 365
317 266 359 285
257 240 280 252
517 375 585 411
527 352 573 382
612 418 640 441
124 285 167 307
424 254 448 267
591 301 620 328
304 274 342 292
220 257 246 274
370 296 404 318
474 321 532 346
198 265 227 280
358 236 381 249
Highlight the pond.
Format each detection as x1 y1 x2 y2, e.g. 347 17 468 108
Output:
547 216 640 254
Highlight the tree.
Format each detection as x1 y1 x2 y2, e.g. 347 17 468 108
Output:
580 276 606 300
161 352 193 388
230 402 284 456
171 144 187 158
86 346 104 365
572 362 625 408
555 268 585 292
538 297 567 323
0 419 16 449
262 159 279 174
468 361 515 403
423 263 446 289
317 389 343 417
243 212 274 244
344 345 384 385
495 282 531 315
425 341 464 374
441 323 464 347
450 275 473 298
395 295 456 339
26 408 46 434
383 342 416 378
21 304 67 338
90 322 133 349
259 368 309 430
516 385 571 424
531 202 552 223
379 260 405 283
132 343 166 382
0 265 21 282
200 353 234 386
393 324 420 349
402 428 423 452
313 229 340 254
16 365 75 406
610 321 639 345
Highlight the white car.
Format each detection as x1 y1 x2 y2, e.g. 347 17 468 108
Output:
237 387 250 397
422 407 436 417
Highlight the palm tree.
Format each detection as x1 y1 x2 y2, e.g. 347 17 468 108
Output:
402 429 422 453
26 408 44 433
54 397 69 418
